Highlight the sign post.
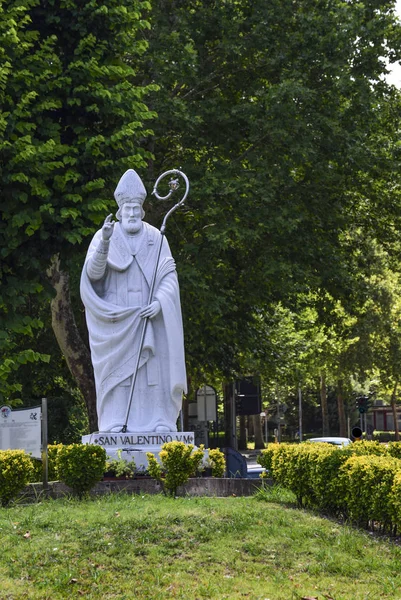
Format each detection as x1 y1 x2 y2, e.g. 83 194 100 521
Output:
41 398 48 492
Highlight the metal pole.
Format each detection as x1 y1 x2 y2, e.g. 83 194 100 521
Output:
265 412 268 445
232 382 237 450
298 385 303 442
276 388 281 443
41 398 48 494
215 399 219 444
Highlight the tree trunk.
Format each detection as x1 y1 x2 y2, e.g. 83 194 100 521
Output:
238 414 247 450
253 413 265 449
320 372 329 436
391 379 399 442
47 255 98 432
337 380 347 438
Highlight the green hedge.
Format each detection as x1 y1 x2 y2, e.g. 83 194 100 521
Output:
56 444 106 498
147 441 205 497
342 454 400 530
0 450 34 506
29 444 63 483
258 441 401 533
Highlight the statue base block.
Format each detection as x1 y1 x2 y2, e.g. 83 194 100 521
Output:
82 431 195 470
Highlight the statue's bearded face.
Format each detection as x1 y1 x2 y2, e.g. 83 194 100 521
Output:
121 202 143 234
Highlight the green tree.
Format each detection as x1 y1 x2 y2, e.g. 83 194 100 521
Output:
141 0 401 388
3 0 401 436
0 0 155 427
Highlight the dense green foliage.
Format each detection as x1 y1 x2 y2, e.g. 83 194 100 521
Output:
143 0 401 382
29 443 63 483
56 443 106 497
1 0 401 433
105 451 137 479
206 448 226 478
343 454 400 528
259 441 401 533
146 440 205 496
0 0 155 402
0 449 33 505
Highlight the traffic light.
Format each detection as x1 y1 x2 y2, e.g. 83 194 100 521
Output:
356 395 371 414
235 376 261 415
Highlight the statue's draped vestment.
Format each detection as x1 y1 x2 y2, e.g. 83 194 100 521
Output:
80 222 187 432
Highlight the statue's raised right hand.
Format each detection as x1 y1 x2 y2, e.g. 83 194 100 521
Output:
102 214 115 241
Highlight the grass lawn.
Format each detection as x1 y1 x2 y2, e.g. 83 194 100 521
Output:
1 489 401 599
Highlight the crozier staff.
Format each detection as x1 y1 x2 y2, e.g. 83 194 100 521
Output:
80 169 187 433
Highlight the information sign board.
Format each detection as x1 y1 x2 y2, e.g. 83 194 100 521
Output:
0 405 42 458
196 385 217 421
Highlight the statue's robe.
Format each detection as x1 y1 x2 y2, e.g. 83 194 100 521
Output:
80 222 187 432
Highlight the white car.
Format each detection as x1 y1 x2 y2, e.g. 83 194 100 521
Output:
308 436 352 446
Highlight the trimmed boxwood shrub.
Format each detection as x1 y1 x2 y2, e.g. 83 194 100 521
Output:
259 443 316 507
390 471 401 530
147 441 205 496
56 443 106 498
340 454 400 531
257 443 279 473
259 441 401 533
0 449 34 506
304 443 353 515
29 443 63 483
351 440 387 456
207 448 226 477
387 441 401 459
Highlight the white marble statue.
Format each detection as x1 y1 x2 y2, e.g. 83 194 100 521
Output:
80 169 187 433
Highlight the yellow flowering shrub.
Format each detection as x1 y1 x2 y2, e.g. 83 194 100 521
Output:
258 441 401 530
56 443 106 498
147 441 205 496
29 458 43 482
265 443 315 507
258 443 280 473
207 448 226 477
308 444 354 516
389 471 401 530
48 443 63 480
29 443 63 482
0 449 34 506
387 441 401 460
341 454 400 530
351 440 387 456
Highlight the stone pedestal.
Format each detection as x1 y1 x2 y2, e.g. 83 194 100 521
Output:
82 431 195 470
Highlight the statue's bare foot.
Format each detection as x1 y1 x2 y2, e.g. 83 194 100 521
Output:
155 425 170 432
